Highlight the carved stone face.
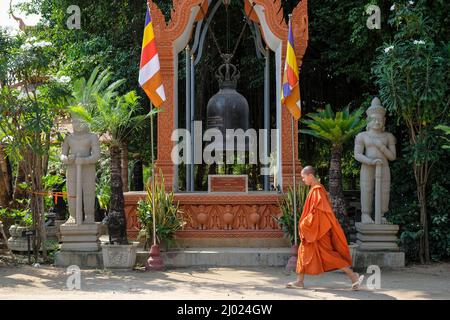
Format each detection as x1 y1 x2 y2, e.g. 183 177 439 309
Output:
72 116 90 134
367 113 385 131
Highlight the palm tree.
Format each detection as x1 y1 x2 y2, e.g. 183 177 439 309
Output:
70 68 157 244
70 67 125 111
300 105 366 237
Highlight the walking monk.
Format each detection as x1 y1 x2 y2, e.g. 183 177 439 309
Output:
286 166 364 290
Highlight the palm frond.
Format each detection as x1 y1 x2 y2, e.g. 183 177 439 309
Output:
301 105 366 145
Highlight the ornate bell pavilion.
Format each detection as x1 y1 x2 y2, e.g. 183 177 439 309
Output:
124 0 309 247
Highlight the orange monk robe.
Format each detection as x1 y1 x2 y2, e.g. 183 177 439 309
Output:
296 184 352 275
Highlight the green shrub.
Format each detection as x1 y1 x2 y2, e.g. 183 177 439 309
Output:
274 184 310 245
136 171 186 249
0 206 32 227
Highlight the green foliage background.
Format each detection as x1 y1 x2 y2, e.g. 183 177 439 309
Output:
1 0 447 262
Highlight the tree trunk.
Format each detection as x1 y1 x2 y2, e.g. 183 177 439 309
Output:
25 149 47 261
13 161 28 203
415 163 431 264
107 145 128 244
42 132 51 176
0 143 12 207
409 123 431 264
121 141 129 192
328 144 350 239
131 158 144 191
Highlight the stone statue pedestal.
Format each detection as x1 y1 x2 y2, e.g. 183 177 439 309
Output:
355 222 400 251
353 222 405 268
59 223 101 252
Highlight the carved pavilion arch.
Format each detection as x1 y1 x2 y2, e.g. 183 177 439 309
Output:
148 0 308 192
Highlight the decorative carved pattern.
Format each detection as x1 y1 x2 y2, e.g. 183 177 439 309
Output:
124 192 285 239
175 230 285 238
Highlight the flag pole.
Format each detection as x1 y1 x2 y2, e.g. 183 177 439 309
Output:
146 101 164 271
285 14 299 273
287 13 298 246
291 115 298 247
150 101 156 247
141 4 164 270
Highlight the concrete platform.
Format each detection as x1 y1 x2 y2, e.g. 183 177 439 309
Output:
172 237 291 248
138 247 291 268
54 247 292 269
54 251 103 268
353 249 405 269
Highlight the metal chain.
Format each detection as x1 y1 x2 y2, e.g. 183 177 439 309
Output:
198 1 256 62
231 3 255 59
199 3 223 56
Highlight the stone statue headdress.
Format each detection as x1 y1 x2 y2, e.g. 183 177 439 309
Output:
366 97 386 117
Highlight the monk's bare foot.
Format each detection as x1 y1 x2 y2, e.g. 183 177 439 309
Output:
286 281 305 289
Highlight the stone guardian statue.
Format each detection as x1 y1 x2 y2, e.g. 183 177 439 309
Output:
61 115 100 225
354 98 396 224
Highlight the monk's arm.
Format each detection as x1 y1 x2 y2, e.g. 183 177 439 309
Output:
299 208 320 243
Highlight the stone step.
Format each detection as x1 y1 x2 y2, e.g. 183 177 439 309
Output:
136 247 291 268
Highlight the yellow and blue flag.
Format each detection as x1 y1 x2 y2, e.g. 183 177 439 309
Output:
281 18 301 120
139 6 166 108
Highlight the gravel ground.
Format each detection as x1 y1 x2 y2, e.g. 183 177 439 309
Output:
0 256 449 300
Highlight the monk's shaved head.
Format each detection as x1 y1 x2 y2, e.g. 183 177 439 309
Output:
301 166 316 176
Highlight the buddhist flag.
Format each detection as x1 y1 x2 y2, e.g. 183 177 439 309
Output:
139 6 166 108
245 1 259 23
195 0 209 22
281 18 301 120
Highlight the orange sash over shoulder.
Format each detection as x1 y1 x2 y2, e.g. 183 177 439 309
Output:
296 184 352 275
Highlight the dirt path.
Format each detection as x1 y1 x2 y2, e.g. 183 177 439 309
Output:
0 259 449 300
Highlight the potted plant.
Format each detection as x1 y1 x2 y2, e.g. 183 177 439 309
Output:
5 207 35 252
274 184 310 272
274 184 310 245
136 171 185 252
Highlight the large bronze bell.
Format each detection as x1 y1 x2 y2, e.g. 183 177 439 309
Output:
206 54 249 151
